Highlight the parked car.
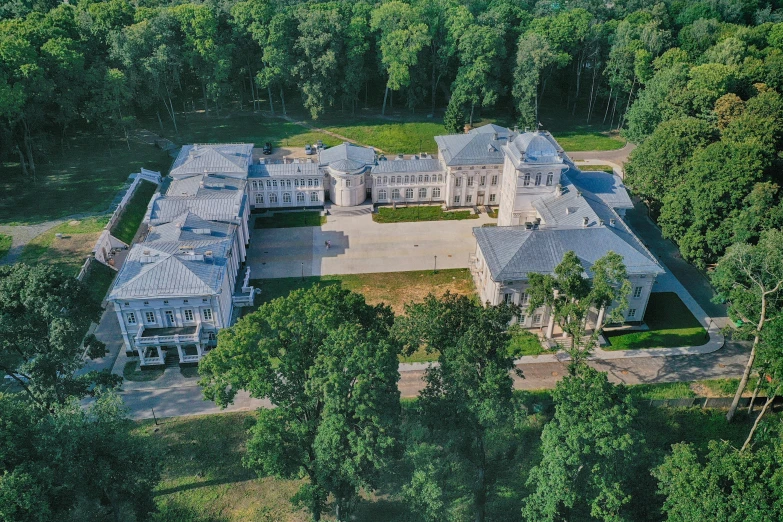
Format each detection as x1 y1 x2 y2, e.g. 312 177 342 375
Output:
263 142 272 155
316 140 325 150
305 144 314 155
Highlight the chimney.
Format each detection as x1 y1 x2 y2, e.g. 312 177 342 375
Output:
493 132 498 140
609 218 616 227
555 183 562 197
582 217 589 227
204 250 213 262
576 190 582 198
599 219 605 226
513 125 519 133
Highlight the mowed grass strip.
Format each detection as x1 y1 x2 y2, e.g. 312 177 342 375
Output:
0 233 11 259
551 130 626 151
21 215 110 276
373 205 478 223
604 292 708 350
81 260 117 303
254 211 325 229
576 164 615 172
111 180 158 244
321 119 445 154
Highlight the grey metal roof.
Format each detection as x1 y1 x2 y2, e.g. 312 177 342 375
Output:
570 169 634 209
108 237 233 299
371 159 443 174
318 142 375 167
434 132 507 166
148 194 244 225
328 159 365 172
473 225 664 282
145 211 235 242
167 174 246 198
469 123 514 138
504 131 564 165
169 144 253 179
249 162 320 177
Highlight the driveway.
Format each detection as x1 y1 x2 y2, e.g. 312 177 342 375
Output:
248 212 496 278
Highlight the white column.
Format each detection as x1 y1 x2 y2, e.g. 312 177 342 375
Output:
156 346 163 362
137 347 146 366
596 306 606 332
545 309 555 339
176 344 184 363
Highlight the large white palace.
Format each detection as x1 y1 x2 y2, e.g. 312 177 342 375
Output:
108 124 662 368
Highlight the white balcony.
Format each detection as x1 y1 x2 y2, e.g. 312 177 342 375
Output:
232 290 255 307
139 357 163 366
135 323 203 346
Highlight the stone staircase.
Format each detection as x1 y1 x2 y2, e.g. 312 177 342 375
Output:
164 351 180 368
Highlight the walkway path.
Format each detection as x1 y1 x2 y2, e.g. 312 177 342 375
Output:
567 141 636 165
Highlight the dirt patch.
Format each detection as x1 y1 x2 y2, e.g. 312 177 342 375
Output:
356 276 474 315
68 220 80 226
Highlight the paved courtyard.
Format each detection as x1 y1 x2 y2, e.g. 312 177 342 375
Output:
248 210 496 278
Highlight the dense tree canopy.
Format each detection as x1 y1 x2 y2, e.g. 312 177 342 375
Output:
199 285 401 521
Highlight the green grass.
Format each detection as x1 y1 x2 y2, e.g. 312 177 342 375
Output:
252 268 474 317
507 327 545 357
0 136 171 225
20 215 110 276
577 164 615 172
123 360 164 382
550 130 626 151
254 211 326 229
373 205 478 223
321 118 445 154
604 292 708 350
628 382 697 400
81 261 117 303
180 366 200 379
0 233 11 259
111 180 158 244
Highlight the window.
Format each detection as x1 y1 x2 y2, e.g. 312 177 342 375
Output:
521 292 530 305
255 193 264 204
467 177 474 186
266 180 271 188
300 179 305 186
455 177 462 187
382 176 388 185
533 314 542 324
378 189 387 200
633 286 643 299
184 309 194 322
491 175 498 185
314 179 320 187
308 178 313 187
286 179 292 188
332 178 337 186
203 309 213 321
480 176 486 186
294 179 299 187
346 179 352 187
165 310 174 324
419 188 427 198
283 193 292 203
546 173 553 186
466 194 473 203
397 176 403 183
535 173 542 186
433 187 441 198
519 315 526 324
454 195 460 204
404 175 410 184
310 192 319 202
392 189 400 200
144 311 155 324
628 308 637 319
405 188 414 199
503 293 513 304
272 180 278 187
418 175 423 183
269 193 278 203
438 174 443 182
489 194 496 203
126 312 136 325
297 192 305 203
208 332 217 341
424 175 430 182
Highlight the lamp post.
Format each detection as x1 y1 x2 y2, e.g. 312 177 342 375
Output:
434 255 437 274
301 262 304 280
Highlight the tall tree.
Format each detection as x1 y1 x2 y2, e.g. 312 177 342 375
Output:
199 285 401 521
0 264 119 411
522 366 641 521
393 293 521 522
711 229 783 422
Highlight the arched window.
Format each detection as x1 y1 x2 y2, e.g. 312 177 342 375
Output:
378 189 387 200
297 192 305 203
419 188 427 198
310 192 319 202
392 189 400 200
433 187 441 198
255 193 264 204
405 188 414 199
283 193 292 203
535 173 542 186
546 173 553 186
523 173 531 186
269 193 278 203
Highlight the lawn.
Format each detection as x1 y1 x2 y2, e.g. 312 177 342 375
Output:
111 180 158 244
320 118 445 154
254 211 325 229
550 130 626 151
252 268 475 316
576 164 615 172
507 327 545 357
0 136 171 225
135 400 762 522
373 205 478 223
604 292 708 350
123 361 164 382
538 104 627 152
20 215 110 276
80 260 117 303
0 233 11 259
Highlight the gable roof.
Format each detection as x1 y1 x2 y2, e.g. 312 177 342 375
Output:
145 211 235 242
473 225 664 282
371 159 444 174
249 162 320 177
169 144 253 179
434 130 509 166
167 174 246 198
148 193 245 225
569 169 634 209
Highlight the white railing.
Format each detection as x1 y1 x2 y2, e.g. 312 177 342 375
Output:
140 357 163 366
233 292 255 306
241 267 252 293
181 354 200 363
